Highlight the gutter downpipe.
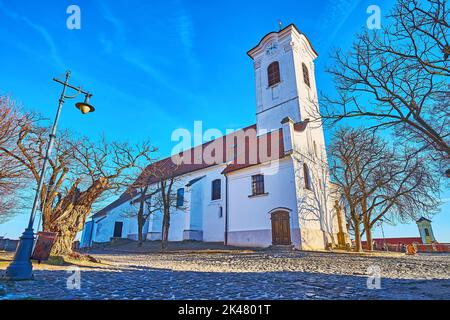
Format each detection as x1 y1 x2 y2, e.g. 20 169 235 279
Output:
225 174 229 246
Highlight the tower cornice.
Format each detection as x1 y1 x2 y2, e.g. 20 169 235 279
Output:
247 23 319 60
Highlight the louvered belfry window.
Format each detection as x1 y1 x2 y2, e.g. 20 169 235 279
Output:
302 63 311 88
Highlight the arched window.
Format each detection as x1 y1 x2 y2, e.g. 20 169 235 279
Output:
424 228 430 237
176 188 184 207
302 63 310 88
267 61 281 87
211 179 221 200
303 163 311 190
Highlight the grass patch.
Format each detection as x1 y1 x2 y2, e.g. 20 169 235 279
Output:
44 256 68 266
36 253 104 268
0 251 106 270
0 261 10 269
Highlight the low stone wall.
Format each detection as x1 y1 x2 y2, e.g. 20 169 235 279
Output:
0 238 19 252
415 243 450 253
379 243 450 253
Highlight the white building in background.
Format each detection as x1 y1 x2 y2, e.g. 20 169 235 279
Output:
81 24 349 251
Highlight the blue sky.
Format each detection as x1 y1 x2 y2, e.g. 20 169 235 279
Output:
0 0 448 242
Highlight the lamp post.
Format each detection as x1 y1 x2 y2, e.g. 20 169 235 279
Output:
5 71 95 280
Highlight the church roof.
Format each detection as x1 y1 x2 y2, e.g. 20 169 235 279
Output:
92 124 285 219
186 176 206 187
221 129 285 174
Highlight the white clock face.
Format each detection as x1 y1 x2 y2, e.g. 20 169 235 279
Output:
266 42 279 56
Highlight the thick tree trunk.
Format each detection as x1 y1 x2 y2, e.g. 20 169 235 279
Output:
161 208 170 251
360 196 373 251
50 225 78 256
46 177 109 256
353 217 363 252
137 192 146 247
363 217 373 251
137 216 144 246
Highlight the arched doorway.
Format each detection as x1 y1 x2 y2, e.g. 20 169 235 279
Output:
271 211 291 245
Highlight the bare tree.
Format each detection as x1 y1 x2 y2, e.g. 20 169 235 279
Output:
0 97 33 221
0 108 156 255
363 146 440 250
146 159 187 251
330 127 440 251
47 137 156 255
320 0 449 174
329 128 373 252
388 0 449 77
122 164 163 246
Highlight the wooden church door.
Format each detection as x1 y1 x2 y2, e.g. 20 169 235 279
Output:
271 211 291 245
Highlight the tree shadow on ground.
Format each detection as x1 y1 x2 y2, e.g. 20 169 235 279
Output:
1 266 449 300
82 240 262 255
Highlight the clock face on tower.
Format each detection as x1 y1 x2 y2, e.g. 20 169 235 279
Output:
265 41 279 56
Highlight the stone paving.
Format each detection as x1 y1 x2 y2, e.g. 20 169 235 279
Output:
1 250 449 300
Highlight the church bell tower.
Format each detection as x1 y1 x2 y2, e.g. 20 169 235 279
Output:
247 24 320 135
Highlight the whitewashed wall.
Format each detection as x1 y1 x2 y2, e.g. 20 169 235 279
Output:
199 166 226 242
92 203 132 243
227 157 300 248
89 165 228 243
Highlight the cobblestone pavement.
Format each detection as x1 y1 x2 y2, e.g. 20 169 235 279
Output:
1 251 449 300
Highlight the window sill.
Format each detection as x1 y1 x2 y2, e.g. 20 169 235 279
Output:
267 82 282 89
248 193 269 199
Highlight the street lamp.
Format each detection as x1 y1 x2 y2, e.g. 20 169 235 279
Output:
4 71 95 280
76 94 95 114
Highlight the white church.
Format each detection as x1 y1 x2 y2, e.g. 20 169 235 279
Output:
81 24 349 251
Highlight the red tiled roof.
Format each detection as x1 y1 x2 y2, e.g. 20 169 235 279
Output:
221 128 285 174
92 124 285 218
